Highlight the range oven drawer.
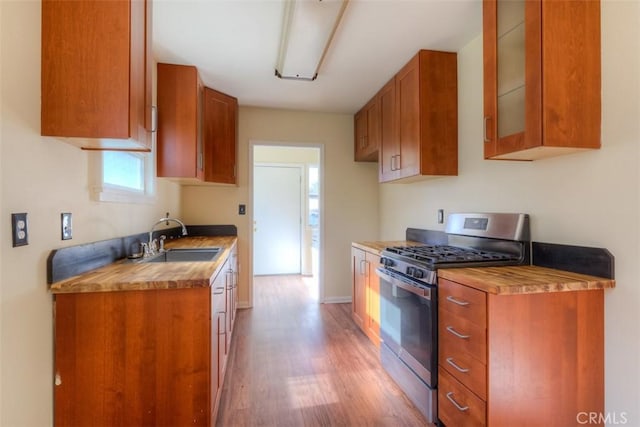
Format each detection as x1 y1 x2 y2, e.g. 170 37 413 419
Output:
438 368 486 427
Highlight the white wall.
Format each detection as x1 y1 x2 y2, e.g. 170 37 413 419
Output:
182 106 379 305
0 1 182 425
379 1 640 422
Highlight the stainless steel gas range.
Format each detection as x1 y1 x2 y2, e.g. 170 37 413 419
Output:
376 213 531 424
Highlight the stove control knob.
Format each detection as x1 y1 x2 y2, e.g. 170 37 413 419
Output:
406 266 415 276
413 269 424 279
381 257 394 267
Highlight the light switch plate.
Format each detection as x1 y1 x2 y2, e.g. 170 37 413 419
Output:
11 213 28 247
61 212 72 240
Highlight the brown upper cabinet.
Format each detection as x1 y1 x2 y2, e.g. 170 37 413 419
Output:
41 0 152 151
157 63 238 184
354 97 380 162
483 0 601 160
157 63 204 180
380 50 458 182
203 88 238 185
354 50 458 182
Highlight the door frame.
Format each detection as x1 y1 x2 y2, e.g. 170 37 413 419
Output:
249 140 325 307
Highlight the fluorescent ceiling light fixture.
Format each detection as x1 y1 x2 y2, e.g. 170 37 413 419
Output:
275 0 349 81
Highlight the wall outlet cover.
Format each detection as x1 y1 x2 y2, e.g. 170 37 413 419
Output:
61 212 72 240
11 213 28 247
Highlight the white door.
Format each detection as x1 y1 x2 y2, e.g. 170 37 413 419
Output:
253 165 302 275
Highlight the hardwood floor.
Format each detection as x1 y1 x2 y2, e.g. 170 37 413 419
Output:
216 275 429 426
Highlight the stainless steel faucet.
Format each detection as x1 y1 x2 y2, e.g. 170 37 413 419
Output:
147 217 188 256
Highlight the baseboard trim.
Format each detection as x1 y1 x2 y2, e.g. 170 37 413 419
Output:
322 296 352 304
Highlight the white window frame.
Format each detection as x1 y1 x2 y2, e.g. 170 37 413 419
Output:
90 146 156 204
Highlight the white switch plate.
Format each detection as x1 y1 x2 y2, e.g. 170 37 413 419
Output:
61 212 72 240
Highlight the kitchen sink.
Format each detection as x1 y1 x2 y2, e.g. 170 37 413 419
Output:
140 247 222 263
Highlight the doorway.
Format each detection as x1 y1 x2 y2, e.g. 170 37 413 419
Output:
251 143 323 305
253 164 303 275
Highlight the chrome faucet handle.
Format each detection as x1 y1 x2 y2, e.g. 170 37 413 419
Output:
159 235 166 252
149 238 158 254
141 242 151 257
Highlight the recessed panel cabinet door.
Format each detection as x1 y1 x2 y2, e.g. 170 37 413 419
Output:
41 0 151 150
203 88 238 184
378 78 399 182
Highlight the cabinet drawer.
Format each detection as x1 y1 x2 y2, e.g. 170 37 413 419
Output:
439 308 486 364
439 348 487 401
439 278 486 326
438 368 486 427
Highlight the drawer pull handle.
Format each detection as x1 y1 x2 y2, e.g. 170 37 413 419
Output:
446 392 469 412
446 357 470 373
446 326 471 339
446 295 470 306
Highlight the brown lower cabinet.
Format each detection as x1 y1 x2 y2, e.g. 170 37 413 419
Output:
53 258 236 426
351 246 381 347
437 278 604 426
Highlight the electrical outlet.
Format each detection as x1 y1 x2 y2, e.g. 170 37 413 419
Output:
11 213 28 247
61 213 73 240
239 204 246 215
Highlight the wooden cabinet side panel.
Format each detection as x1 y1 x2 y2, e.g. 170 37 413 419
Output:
365 251 381 347
366 98 381 159
144 0 154 132
486 291 604 426
541 0 601 149
55 294 106 425
354 108 368 161
157 64 199 177
418 51 458 176
482 0 498 159
351 247 366 329
128 0 148 147
203 88 238 184
42 0 130 138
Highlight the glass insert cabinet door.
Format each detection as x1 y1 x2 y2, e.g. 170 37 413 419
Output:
483 0 543 159
483 0 601 160
496 0 525 139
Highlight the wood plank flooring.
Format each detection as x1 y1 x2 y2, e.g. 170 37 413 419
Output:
216 275 429 426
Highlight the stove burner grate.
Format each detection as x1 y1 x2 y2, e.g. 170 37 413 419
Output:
385 245 519 265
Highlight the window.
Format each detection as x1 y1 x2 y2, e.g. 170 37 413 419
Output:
91 148 155 203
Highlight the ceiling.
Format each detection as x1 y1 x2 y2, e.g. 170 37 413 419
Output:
152 0 482 114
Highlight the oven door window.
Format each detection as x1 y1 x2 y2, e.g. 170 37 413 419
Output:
380 274 436 385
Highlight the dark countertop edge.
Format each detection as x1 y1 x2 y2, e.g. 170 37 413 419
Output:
47 225 237 285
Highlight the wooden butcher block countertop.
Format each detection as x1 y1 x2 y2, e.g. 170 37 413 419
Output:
438 265 615 295
49 236 237 294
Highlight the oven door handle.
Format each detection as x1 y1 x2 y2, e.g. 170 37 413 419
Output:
376 268 431 300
